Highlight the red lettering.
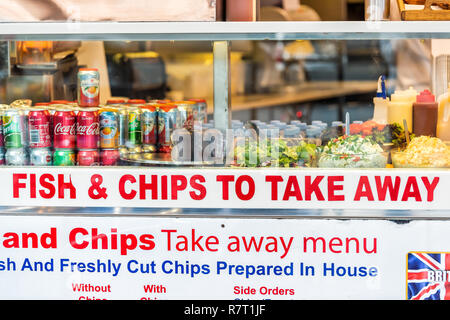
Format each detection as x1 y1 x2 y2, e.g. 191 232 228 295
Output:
69 228 89 249
217 175 234 200
91 228 108 250
421 177 439 202
39 174 55 199
139 234 156 251
190 175 206 200
282 176 303 201
161 229 177 250
235 175 255 201
402 177 421 202
161 175 168 200
171 175 187 200
328 176 345 201
139 175 157 200
305 176 325 201
58 174 76 199
265 175 283 200
120 234 138 256
13 173 27 198
375 176 401 201
30 174 36 199
119 175 136 200
354 176 374 201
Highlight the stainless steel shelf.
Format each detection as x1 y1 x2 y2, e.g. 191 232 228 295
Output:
1 21 450 41
0 206 448 220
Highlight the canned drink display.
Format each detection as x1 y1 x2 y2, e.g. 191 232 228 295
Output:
77 108 99 149
3 108 28 149
6 148 28 166
53 148 76 166
141 105 158 153
30 148 52 166
188 98 208 124
53 108 77 149
77 68 100 108
158 104 177 153
99 108 120 149
127 107 142 151
100 148 120 166
174 101 195 131
77 149 99 166
28 109 51 148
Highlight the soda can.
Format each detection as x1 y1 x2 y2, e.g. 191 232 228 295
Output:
0 147 5 165
30 147 52 166
6 148 28 166
3 108 28 149
174 101 195 131
188 98 208 124
100 148 120 166
53 148 76 166
77 108 99 149
77 149 99 166
77 68 100 107
28 109 51 148
141 105 158 153
127 107 142 151
158 104 177 153
99 108 120 149
53 107 76 149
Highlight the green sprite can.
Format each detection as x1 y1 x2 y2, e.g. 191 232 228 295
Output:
126 107 142 151
3 109 28 148
53 148 76 166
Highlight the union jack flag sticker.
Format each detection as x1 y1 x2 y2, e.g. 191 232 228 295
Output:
407 251 450 300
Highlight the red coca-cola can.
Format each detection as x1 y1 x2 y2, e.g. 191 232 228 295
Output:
77 149 99 166
28 109 51 148
53 108 76 149
100 148 120 166
77 108 99 149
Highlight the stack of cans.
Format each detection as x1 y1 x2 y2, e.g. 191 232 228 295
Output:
53 106 77 166
3 106 29 165
76 107 100 166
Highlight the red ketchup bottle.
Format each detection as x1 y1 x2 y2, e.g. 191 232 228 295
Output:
413 89 438 137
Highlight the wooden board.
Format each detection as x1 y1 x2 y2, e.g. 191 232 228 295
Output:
398 0 450 20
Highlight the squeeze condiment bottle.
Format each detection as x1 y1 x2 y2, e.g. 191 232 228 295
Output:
413 89 438 137
387 87 416 131
437 84 450 141
372 75 389 124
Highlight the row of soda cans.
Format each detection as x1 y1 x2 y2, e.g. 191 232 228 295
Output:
0 98 208 166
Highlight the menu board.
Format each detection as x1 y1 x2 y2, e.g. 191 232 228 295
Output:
2 166 447 210
0 215 449 300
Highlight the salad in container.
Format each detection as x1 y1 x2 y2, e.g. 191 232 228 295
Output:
318 135 387 168
391 136 450 168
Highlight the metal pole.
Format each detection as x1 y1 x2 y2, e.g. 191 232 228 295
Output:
213 40 231 132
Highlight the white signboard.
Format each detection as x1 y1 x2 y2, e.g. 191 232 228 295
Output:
1 167 448 210
0 215 449 300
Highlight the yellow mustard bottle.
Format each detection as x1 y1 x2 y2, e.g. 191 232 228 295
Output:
437 84 450 141
387 87 417 131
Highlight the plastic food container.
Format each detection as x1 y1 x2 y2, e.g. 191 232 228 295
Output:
318 152 388 168
391 150 450 168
